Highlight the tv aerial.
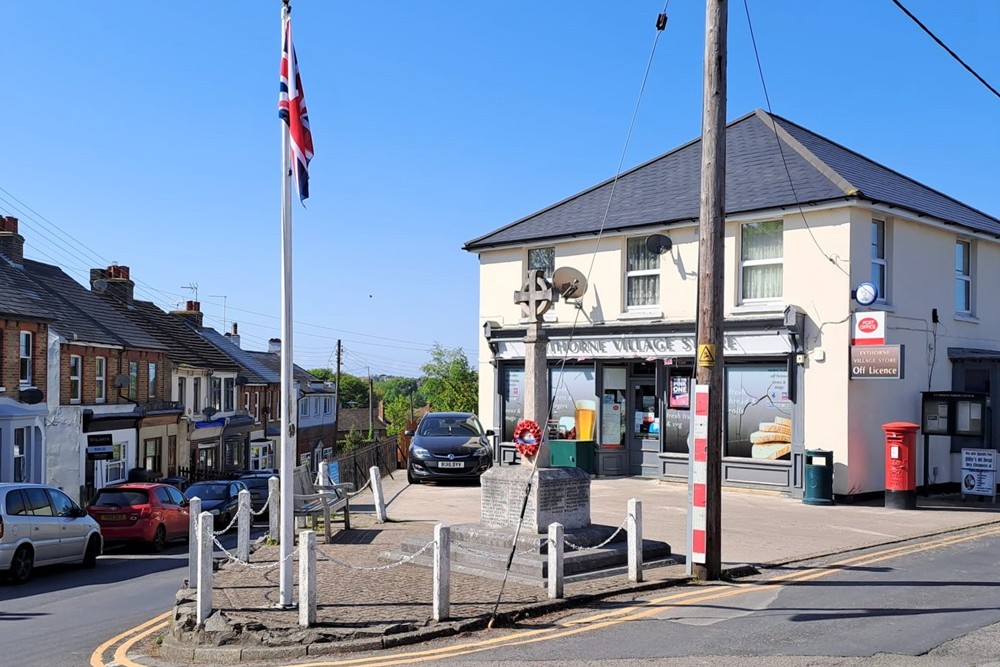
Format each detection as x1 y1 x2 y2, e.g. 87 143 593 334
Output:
552 266 588 301
645 233 673 255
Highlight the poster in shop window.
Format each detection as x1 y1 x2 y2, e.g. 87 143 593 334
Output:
669 375 690 409
726 366 793 460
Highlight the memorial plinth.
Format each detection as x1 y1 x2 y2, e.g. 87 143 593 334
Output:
480 465 590 532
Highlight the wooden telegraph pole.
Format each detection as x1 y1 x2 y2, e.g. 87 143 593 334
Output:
693 0 727 581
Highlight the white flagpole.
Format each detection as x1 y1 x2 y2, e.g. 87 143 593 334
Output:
278 0 296 609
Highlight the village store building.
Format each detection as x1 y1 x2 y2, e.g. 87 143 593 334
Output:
466 110 1000 499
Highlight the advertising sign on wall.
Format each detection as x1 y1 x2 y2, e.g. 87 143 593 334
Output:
961 449 996 499
725 366 793 460
86 433 114 461
850 345 904 379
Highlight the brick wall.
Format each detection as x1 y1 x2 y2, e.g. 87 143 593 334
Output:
0 320 48 401
58 344 170 406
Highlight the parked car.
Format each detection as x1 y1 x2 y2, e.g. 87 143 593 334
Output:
184 480 247 530
1 483 103 583
86 483 189 552
405 412 494 484
237 472 278 516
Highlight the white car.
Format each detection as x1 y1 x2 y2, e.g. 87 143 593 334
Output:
0 483 103 583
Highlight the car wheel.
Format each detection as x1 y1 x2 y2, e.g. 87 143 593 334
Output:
407 467 419 484
150 524 167 553
82 535 101 568
9 545 33 584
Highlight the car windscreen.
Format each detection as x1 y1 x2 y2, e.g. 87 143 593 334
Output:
240 478 269 489
93 489 149 506
419 417 483 437
186 484 229 500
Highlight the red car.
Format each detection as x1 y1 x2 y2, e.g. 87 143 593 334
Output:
86 483 190 552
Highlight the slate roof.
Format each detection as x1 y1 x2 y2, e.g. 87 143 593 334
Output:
243 350 321 387
97 296 240 372
465 109 1000 250
0 257 165 349
196 329 274 385
336 407 388 433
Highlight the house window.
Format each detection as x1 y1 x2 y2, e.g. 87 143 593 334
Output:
148 362 157 398
167 435 177 475
143 438 162 473
323 397 332 415
527 246 555 281
625 237 659 307
872 219 888 302
13 427 27 482
740 220 783 301
300 399 309 417
956 240 972 315
254 391 261 422
177 376 187 407
106 442 126 484
128 360 138 400
313 397 320 416
244 392 250 412
95 356 106 403
69 354 82 404
19 331 32 387
211 377 222 410
192 377 202 412
224 378 235 411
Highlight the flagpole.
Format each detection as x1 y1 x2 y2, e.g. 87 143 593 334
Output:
278 0 296 609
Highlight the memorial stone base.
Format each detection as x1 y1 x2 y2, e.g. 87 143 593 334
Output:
480 465 591 532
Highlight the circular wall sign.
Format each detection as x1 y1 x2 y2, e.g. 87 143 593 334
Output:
855 281 879 306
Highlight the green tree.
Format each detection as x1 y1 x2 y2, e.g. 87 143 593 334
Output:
420 344 478 414
383 394 414 438
375 376 420 404
337 374 370 408
307 368 335 382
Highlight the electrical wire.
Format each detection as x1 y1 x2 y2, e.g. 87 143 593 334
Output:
889 0 1000 100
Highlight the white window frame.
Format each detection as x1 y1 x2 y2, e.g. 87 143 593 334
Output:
254 391 261 422
192 376 202 412
13 427 27 482
95 356 106 404
625 237 660 309
211 377 222 410
323 397 332 415
872 219 888 303
177 376 186 408
527 246 555 281
19 331 32 387
69 354 82 404
300 399 309 417
739 220 784 303
223 378 235 411
105 441 127 485
313 397 320 416
956 239 973 315
128 360 138 400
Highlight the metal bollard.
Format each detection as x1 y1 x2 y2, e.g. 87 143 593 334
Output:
188 496 201 588
237 488 251 562
371 465 387 523
196 511 213 625
627 498 643 583
299 530 316 627
548 522 564 599
268 476 280 541
433 523 450 621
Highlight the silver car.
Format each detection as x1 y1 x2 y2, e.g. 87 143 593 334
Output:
0 483 103 583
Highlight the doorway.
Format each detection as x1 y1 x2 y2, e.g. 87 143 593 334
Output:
628 377 659 476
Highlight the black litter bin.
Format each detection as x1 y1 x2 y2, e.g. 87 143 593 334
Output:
803 449 834 505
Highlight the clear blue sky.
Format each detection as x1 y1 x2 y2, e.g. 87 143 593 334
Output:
1 1 997 378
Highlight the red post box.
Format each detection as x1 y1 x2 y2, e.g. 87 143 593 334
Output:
882 422 919 510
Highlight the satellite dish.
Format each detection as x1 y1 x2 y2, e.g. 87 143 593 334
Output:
645 234 673 255
235 375 249 386
552 266 588 300
202 407 218 419
19 388 44 405
92 279 109 293
113 373 131 388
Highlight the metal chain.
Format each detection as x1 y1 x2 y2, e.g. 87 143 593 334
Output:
347 477 373 498
314 539 435 571
211 512 240 536
211 537 296 570
563 515 630 552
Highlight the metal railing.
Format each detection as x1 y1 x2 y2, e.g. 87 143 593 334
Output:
333 436 403 489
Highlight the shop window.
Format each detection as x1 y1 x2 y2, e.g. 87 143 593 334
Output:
549 366 598 440
956 239 973 315
625 237 659 307
69 354 82 404
662 373 692 454
740 220 783 301
95 356 106 403
501 368 525 442
872 219 889 302
128 361 138 400
527 246 555 281
223 377 235 411
725 365 792 460
19 331 32 387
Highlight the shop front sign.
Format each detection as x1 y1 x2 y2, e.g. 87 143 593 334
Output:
850 344 904 379
494 331 792 361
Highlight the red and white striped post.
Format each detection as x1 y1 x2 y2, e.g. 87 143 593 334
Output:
690 384 709 566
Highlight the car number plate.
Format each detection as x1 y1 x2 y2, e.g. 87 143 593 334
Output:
103 513 126 521
437 461 464 469
251 493 261 499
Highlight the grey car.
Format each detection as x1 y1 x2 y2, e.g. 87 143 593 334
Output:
0 483 103 583
405 412 494 483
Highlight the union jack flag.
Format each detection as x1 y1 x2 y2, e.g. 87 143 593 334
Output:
279 14 314 203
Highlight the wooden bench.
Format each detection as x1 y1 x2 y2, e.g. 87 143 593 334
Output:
291 464 353 542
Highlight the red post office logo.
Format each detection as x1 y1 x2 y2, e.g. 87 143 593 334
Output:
858 317 880 333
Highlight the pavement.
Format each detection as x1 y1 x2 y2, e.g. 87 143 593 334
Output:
139 474 1000 665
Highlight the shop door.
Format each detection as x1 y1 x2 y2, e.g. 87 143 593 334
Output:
628 379 658 476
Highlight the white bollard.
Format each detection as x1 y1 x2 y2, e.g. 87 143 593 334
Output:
237 488 251 562
371 465 387 523
196 511 214 625
433 523 450 621
627 498 643 583
548 522 564 599
318 460 330 486
268 476 280 541
299 530 316 627
187 496 201 588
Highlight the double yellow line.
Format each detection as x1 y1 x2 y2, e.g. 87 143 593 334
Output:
92 524 1000 667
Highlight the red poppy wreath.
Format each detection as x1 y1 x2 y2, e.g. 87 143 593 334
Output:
513 419 542 458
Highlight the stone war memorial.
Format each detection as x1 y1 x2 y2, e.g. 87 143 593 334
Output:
399 270 671 585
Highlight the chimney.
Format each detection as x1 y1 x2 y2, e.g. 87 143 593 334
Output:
170 300 204 327
0 216 25 267
91 264 135 305
224 322 241 348
268 338 281 354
